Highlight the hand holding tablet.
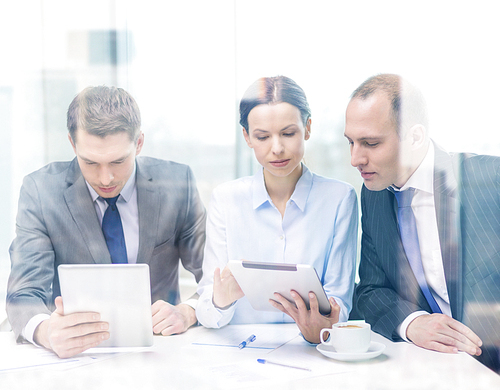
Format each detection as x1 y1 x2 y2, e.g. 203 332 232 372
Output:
213 265 245 309
34 296 110 358
226 260 339 343
226 260 331 315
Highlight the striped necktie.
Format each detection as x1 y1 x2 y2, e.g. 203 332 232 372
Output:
394 188 442 313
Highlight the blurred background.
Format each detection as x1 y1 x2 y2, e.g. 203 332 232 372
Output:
1 0 500 320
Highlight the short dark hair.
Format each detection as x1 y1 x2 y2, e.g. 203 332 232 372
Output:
239 76 311 133
351 74 428 135
67 86 141 143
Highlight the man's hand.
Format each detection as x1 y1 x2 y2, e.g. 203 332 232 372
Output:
212 266 244 309
406 313 482 356
34 296 109 358
270 291 340 344
151 301 197 336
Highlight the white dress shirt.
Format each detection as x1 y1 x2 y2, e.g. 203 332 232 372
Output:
396 142 452 341
196 165 358 328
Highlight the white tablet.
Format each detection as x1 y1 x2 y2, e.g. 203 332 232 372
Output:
58 264 154 347
227 260 331 315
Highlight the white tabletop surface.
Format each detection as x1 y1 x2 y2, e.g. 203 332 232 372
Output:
1 323 499 390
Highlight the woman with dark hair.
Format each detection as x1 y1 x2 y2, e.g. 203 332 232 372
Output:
196 76 358 343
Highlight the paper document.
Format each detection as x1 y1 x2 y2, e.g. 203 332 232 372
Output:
0 333 138 372
189 325 350 390
192 324 300 349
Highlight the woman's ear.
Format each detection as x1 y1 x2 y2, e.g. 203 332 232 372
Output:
304 118 312 140
242 128 253 148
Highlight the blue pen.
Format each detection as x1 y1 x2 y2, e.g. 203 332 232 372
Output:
238 334 256 349
257 359 311 371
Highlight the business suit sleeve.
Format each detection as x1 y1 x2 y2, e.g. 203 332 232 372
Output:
462 156 500 316
196 187 237 328
177 166 206 285
459 155 500 367
356 186 424 341
7 175 55 341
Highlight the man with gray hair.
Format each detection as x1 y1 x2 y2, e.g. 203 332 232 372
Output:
345 74 500 370
7 86 206 358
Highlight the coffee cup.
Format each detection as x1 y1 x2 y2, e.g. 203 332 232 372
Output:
319 321 371 353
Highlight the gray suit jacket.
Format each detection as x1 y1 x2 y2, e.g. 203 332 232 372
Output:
7 156 206 341
356 144 500 342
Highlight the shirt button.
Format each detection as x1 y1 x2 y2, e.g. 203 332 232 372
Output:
279 235 284 240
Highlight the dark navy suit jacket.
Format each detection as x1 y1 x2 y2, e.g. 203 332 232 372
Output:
356 144 500 344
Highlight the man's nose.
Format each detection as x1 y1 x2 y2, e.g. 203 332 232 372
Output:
99 167 114 185
350 144 367 167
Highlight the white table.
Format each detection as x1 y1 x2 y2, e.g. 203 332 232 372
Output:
1 323 499 390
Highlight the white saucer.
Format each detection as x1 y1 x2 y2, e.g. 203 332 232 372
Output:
316 341 386 361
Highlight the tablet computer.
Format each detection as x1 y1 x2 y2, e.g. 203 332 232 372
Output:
58 264 154 348
227 260 331 315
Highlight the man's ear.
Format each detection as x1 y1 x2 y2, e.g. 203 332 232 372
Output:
135 132 145 155
68 133 77 153
408 124 427 151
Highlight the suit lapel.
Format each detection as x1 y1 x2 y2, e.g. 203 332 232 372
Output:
136 159 161 265
433 144 463 320
63 159 111 264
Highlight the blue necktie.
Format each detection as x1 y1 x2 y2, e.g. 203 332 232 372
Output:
102 195 128 264
394 188 442 314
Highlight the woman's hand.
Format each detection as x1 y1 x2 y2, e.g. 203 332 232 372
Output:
270 291 340 343
212 266 245 309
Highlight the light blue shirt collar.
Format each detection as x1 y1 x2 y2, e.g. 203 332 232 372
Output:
251 164 313 212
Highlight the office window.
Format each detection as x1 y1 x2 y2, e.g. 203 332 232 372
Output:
1 0 499 318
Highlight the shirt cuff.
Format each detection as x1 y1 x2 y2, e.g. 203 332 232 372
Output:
22 314 50 346
397 311 430 342
181 298 198 311
196 294 236 329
